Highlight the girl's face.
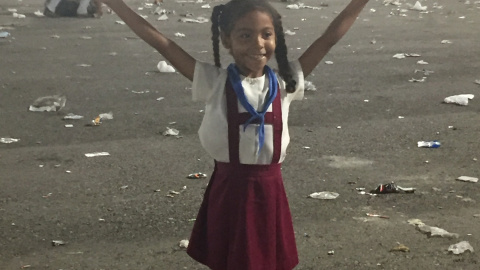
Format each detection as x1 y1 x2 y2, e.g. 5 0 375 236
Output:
222 10 276 78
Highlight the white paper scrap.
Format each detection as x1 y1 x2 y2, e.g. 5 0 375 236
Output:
85 152 110 157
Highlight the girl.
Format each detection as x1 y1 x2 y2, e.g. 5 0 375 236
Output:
100 0 370 269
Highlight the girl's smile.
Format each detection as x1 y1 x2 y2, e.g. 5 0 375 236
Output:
222 10 276 78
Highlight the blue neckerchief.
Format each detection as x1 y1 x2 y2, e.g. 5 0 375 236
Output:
227 63 278 154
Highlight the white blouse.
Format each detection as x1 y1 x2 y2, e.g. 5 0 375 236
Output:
192 60 305 164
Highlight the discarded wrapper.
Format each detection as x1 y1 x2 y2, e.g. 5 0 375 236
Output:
85 152 110 157
444 94 474 106
29 95 66 112
448 241 474 255
157 61 175 73
390 243 410 252
416 224 459 239
63 113 84 120
1 137 20 144
370 182 415 194
163 127 179 136
308 191 339 200
417 141 441 148
52 240 66 246
456 176 478 183
187 172 207 179
179 239 189 248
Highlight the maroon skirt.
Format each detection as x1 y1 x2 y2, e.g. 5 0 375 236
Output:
187 161 298 270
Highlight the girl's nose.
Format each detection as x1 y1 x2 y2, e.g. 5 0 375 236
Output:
255 35 264 48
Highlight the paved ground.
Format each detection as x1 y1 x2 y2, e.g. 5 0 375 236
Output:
1 0 480 269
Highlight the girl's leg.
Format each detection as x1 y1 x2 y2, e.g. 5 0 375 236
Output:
76 0 90 15
45 0 62 13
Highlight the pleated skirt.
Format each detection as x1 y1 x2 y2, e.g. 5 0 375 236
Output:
187 161 298 270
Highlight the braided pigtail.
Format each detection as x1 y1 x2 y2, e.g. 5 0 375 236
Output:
211 5 224 67
275 22 296 93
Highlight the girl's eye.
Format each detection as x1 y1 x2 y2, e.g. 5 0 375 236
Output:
264 32 273 38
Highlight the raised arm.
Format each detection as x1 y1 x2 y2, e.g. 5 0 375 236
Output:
298 0 369 77
102 0 196 81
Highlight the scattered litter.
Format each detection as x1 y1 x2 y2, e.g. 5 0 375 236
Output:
157 14 168 21
1 137 20 144
304 80 317 91
308 191 339 200
64 124 74 128
409 1 427 11
201 4 210 8
63 113 84 120
0 31 10 38
393 53 421 59
324 61 334 65
32 10 44 16
475 80 480 85
448 241 474 254
77 64 91 67
417 141 441 148
441 40 452 44
456 176 478 183
85 152 110 157
187 172 207 179
443 94 474 106
286 3 322 10
390 243 410 252
179 17 209 23
408 77 426 82
13 13 26 19
50 34 60 39
157 61 175 73
179 239 189 248
28 95 66 112
366 213 389 219
131 90 150 94
163 127 179 136
414 69 434 76
284 30 296 36
407 218 425 226
370 182 415 194
174 32 186 37
80 36 93 40
416 224 459 238
327 250 334 255
416 60 428 65
115 20 126 25
398 116 405 119
52 240 66 246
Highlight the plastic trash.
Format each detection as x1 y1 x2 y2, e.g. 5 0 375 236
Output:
179 17 209 23
444 94 474 106
409 1 427 11
174 32 186 37
390 243 410 252
163 127 179 136
157 61 175 73
370 182 415 194
308 191 339 200
28 95 66 112
448 241 474 254
85 152 110 157
417 141 441 148
51 240 66 246
1 137 20 144
63 113 84 120
187 172 207 179
456 176 478 183
304 80 317 91
416 224 459 238
0 31 10 38
179 239 189 248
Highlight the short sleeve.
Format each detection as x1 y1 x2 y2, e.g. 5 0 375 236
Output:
192 61 225 102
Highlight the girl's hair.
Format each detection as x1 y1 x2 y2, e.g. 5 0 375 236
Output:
211 0 297 93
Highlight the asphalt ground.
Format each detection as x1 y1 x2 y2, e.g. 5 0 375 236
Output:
1 0 480 269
